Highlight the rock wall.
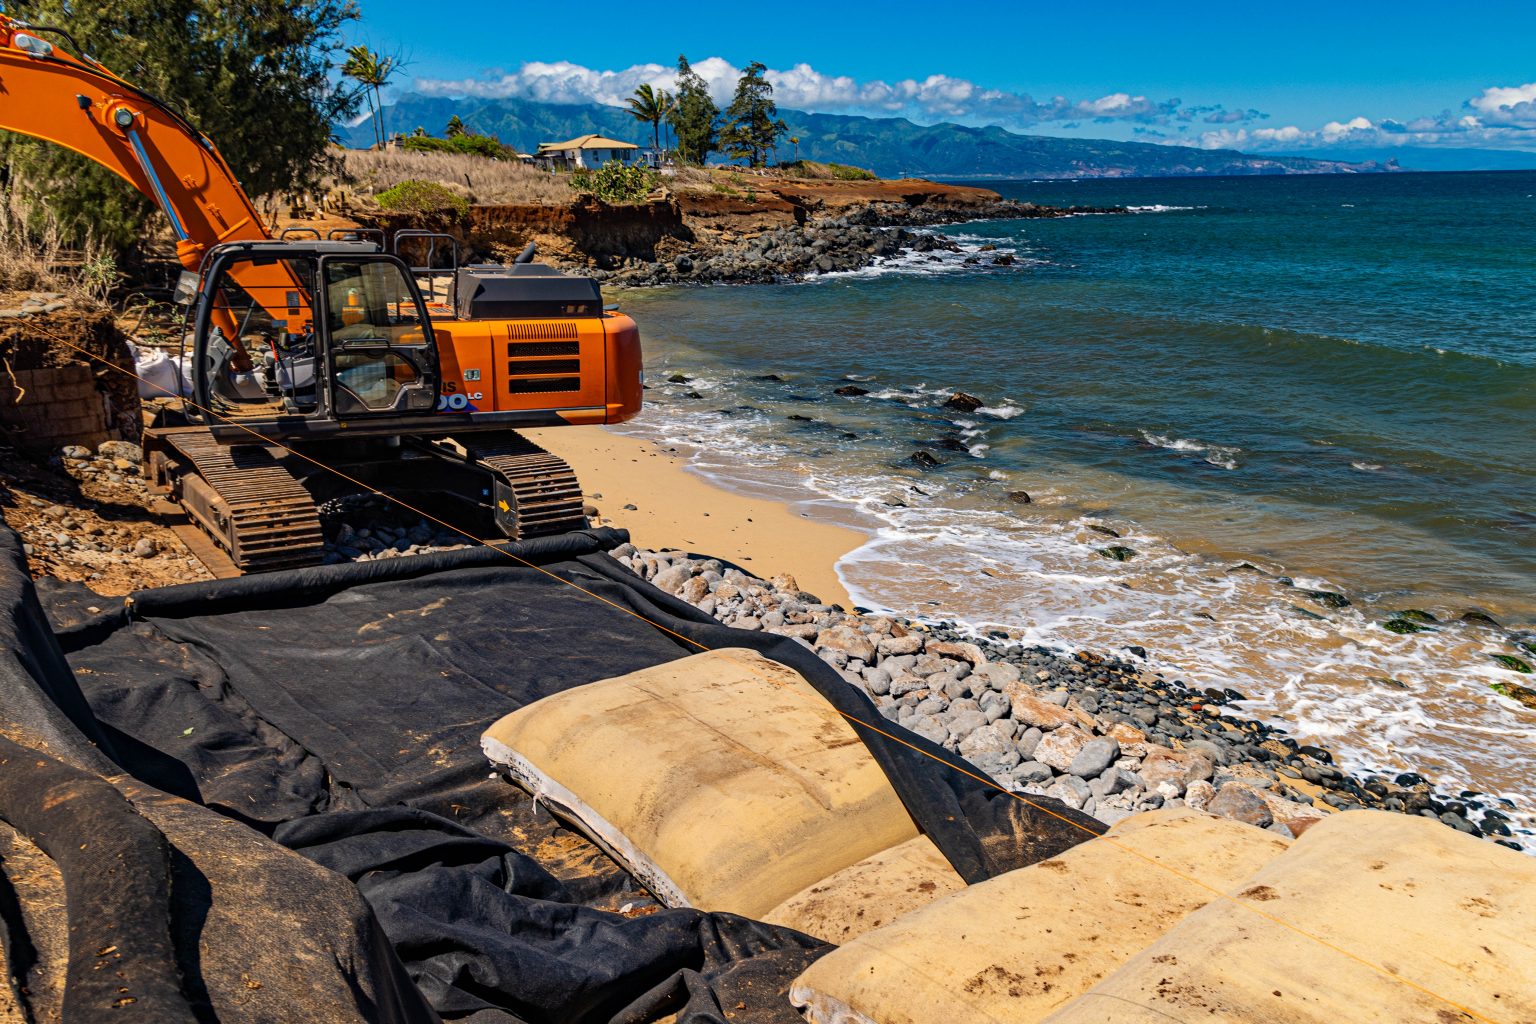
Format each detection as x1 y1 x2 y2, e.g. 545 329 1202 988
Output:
0 361 111 450
0 309 139 448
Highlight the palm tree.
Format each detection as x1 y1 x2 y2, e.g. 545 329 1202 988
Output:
342 45 397 147
445 114 466 138
788 135 800 162
625 84 675 163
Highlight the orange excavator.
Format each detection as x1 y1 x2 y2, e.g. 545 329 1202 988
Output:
0 14 643 572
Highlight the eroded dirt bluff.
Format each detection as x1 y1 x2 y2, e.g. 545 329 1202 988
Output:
364 176 1103 283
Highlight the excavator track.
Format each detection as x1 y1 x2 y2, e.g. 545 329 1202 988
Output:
148 428 326 574
459 432 588 540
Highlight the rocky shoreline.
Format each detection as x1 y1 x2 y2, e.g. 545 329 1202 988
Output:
591 198 1122 287
613 542 1528 851
360 175 1122 289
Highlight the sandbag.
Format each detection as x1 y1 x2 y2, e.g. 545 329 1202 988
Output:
1041 810 1536 1023
481 648 922 919
762 836 965 945
790 808 1291 1024
130 344 187 399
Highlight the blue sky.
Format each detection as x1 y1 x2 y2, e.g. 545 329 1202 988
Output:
345 0 1536 154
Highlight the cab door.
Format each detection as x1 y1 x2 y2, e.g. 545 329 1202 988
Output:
318 256 440 417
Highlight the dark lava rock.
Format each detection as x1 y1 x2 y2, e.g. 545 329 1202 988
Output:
1394 608 1439 623
1304 589 1351 609
910 451 941 469
667 373 692 384
943 391 985 413
1382 617 1433 635
1460 609 1501 627
1490 680 1536 709
1228 562 1265 574
1007 490 1032 505
834 384 870 397
1490 655 1533 674
787 414 813 422
991 253 1016 266
1097 546 1137 562
1297 744 1333 764
1086 524 1121 538
684 390 703 399
756 374 785 382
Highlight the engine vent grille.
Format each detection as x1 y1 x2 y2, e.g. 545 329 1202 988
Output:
507 377 581 394
506 340 580 357
507 358 581 375
506 322 579 340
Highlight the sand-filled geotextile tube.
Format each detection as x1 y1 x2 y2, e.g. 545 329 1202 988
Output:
0 520 1101 1022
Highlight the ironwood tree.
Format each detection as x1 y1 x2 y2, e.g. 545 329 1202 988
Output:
668 55 719 166
0 0 360 248
719 62 787 169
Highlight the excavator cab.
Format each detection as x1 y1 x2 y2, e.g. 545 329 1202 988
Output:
188 242 440 438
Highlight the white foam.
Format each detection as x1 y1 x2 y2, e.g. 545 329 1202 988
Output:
619 383 1536 840
1127 204 1203 213
1352 461 1384 472
1142 430 1242 469
978 404 1023 419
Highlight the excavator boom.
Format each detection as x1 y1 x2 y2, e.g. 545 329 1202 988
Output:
0 13 272 273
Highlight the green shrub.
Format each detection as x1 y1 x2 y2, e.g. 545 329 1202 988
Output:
400 133 512 159
777 159 879 181
829 162 877 181
374 179 469 218
569 160 659 204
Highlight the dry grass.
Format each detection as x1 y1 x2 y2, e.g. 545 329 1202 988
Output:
333 148 574 207
0 195 114 308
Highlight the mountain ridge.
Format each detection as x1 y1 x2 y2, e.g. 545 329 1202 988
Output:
345 94 1398 180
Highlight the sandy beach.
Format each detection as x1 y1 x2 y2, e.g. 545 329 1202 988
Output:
521 425 864 608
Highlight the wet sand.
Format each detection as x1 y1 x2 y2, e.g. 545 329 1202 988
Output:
521 426 864 608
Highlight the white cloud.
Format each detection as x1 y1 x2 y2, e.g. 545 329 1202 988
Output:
1194 81 1536 153
414 59 1230 130
1468 82 1536 126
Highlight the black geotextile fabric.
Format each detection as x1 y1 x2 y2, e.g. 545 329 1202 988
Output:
5 524 1104 1023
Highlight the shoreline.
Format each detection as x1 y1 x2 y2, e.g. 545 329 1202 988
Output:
608 539 1529 852
520 425 864 609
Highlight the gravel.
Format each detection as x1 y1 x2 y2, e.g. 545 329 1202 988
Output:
611 542 1529 849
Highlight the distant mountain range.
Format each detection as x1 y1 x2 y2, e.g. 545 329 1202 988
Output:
346 94 1400 180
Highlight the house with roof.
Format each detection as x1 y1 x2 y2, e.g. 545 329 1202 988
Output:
534 134 639 171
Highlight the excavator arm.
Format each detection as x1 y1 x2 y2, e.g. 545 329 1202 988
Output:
0 13 273 272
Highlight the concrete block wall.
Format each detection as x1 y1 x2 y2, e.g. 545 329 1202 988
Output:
0 361 112 450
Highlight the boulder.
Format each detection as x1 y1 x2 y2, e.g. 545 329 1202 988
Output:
1034 725 1092 773
971 660 1020 689
814 625 876 664
1138 747 1215 793
652 563 694 595
1208 782 1273 828
1068 737 1121 779
927 640 986 667
943 391 984 413
1004 684 1081 730
876 634 923 657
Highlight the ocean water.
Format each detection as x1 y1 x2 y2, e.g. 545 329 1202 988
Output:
612 171 1536 831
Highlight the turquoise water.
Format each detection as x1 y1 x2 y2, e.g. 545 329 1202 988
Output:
615 171 1536 820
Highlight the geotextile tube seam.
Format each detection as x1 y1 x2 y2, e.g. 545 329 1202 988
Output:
24 315 1508 1024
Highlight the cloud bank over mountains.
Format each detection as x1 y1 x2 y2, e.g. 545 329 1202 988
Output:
1201 83 1536 152
416 59 1536 153
415 58 1258 131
